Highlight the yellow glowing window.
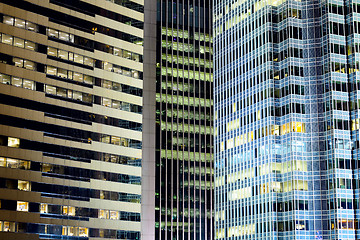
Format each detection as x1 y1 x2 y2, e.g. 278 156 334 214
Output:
0 157 5 167
79 227 88 237
63 206 75 216
109 210 119 220
40 203 48 213
3 221 10 232
17 201 29 211
18 180 30 191
99 209 109 219
8 137 20 148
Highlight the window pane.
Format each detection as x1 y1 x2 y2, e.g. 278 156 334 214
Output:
57 87 67 97
73 72 83 82
123 50 131 59
45 85 56 94
57 68 68 78
18 180 30 191
14 18 26 28
83 75 93 85
112 100 120 109
47 47 57 57
2 34 13 45
22 79 34 90
73 54 83 64
46 66 57 75
3 16 14 25
47 28 59 38
8 137 20 147
14 58 24 68
24 60 36 70
103 62 113 71
84 57 93 66
113 65 122 74
112 82 121 91
0 157 6 167
17 201 29 211
58 49 69 60
73 91 82 101
24 41 36 51
102 80 112 89
26 21 38 32
12 77 22 87
114 47 121 56
59 31 70 41
13 37 24 48
102 98 111 107
0 74 11 84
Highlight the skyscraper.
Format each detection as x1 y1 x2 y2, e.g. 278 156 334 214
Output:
0 0 143 239
154 0 214 239
215 0 359 239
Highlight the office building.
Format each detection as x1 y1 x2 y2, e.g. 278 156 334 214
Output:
0 0 143 239
154 0 214 239
214 0 359 239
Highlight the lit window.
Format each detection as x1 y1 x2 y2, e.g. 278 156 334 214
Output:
73 72 83 82
103 62 113 71
112 100 121 109
3 16 14 25
24 41 36 51
23 79 34 90
102 98 112 107
18 180 30 191
84 57 93 66
114 47 121 56
0 157 5 167
41 163 52 172
109 211 119 220
13 37 24 48
83 75 93 85
47 28 59 38
3 221 12 232
47 47 57 57
73 54 83 64
45 85 56 95
46 66 57 75
26 21 37 32
17 201 29 211
12 77 22 87
73 91 82 101
0 74 11 85
111 136 121 145
14 18 25 29
57 68 68 78
99 209 109 219
40 203 48 213
58 49 69 60
63 206 76 216
79 227 88 237
102 80 112 89
68 226 77 236
2 34 13 45
8 137 20 147
23 60 36 70
123 50 131 59
59 31 70 41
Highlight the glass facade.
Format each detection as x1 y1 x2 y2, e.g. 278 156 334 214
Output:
0 0 143 239
214 0 360 239
155 0 214 239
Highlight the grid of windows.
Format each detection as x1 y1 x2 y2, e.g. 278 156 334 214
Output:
155 0 214 239
0 0 143 239
214 0 360 239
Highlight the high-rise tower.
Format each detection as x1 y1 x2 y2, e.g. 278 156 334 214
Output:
215 0 359 239
0 0 143 239
154 0 214 239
